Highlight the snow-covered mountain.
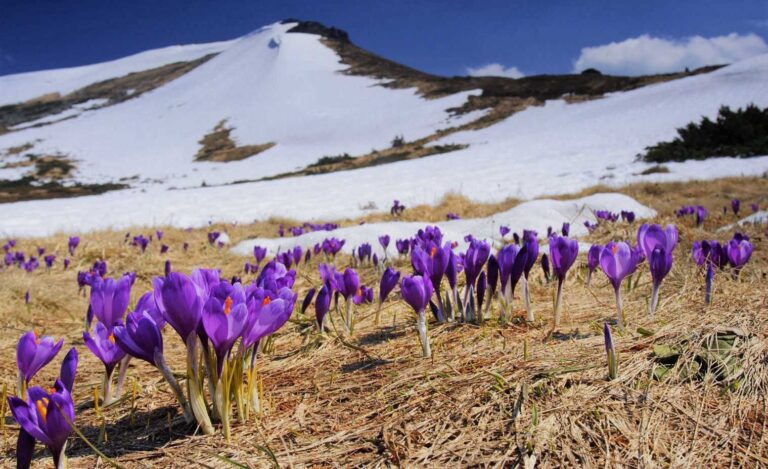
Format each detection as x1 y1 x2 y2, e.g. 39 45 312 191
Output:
0 21 477 188
1 20 767 237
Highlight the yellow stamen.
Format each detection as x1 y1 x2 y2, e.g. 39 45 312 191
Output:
36 398 49 423
33 329 40 344
224 296 233 315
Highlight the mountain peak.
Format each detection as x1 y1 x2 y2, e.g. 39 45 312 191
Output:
281 19 350 43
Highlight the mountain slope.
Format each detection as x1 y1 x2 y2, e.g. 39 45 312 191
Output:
0 21 478 190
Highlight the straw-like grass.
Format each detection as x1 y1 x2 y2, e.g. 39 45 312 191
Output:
0 176 766 467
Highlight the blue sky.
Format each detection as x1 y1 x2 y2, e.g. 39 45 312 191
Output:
1 0 767 77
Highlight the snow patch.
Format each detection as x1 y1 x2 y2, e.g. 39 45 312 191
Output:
231 193 654 257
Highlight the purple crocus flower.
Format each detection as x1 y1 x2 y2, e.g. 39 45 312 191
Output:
242 285 297 348
36 247 45 257
321 237 345 257
695 206 708 227
561 223 570 237
400 274 434 357
292 246 303 266
16 331 64 385
67 237 80 256
378 235 391 253
300 288 316 315
24 290 30 304
637 224 678 259
476 271 487 313
83 321 126 376
113 311 164 366
207 231 221 245
587 244 603 287
88 274 133 329
726 238 753 278
183 242 189 252
692 240 726 269
499 225 510 238
648 247 673 315
202 282 249 376
357 243 372 263
621 210 636 223
379 267 400 305
153 272 204 342
549 236 579 327
336 268 360 300
8 379 75 468
599 241 640 328
160 244 169 254
751 203 759 213
43 254 56 269
132 235 150 252
463 239 490 290
395 238 410 256
731 199 740 215
411 242 451 321
354 286 375 305
134 290 165 328
315 285 331 333
541 253 551 283
518 230 540 320
487 254 499 299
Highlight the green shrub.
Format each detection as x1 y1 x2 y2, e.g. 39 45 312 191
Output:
641 104 768 163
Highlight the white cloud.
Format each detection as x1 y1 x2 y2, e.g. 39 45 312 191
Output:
572 33 768 75
466 63 524 79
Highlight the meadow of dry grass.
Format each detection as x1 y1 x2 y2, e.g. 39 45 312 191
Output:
0 176 766 468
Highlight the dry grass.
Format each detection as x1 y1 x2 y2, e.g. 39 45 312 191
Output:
0 177 767 467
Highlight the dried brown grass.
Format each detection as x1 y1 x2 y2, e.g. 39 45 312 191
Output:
0 177 767 467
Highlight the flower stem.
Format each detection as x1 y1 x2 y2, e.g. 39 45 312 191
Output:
416 311 431 358
614 287 624 329
524 276 534 322
113 355 131 401
649 283 660 316
554 279 564 328
153 350 193 424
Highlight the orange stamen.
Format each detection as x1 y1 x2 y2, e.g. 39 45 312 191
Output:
108 333 116 344
36 398 48 423
224 296 233 315
262 296 271 306
611 245 618 255
430 246 437 258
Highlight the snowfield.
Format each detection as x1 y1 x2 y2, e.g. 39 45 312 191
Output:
0 22 767 240
0 22 479 187
0 40 236 107
231 193 655 257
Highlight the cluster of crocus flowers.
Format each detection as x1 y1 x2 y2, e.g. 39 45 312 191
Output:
391 199 406 216
10 332 78 469
112 262 297 440
84 273 134 404
676 205 707 227
692 233 754 302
